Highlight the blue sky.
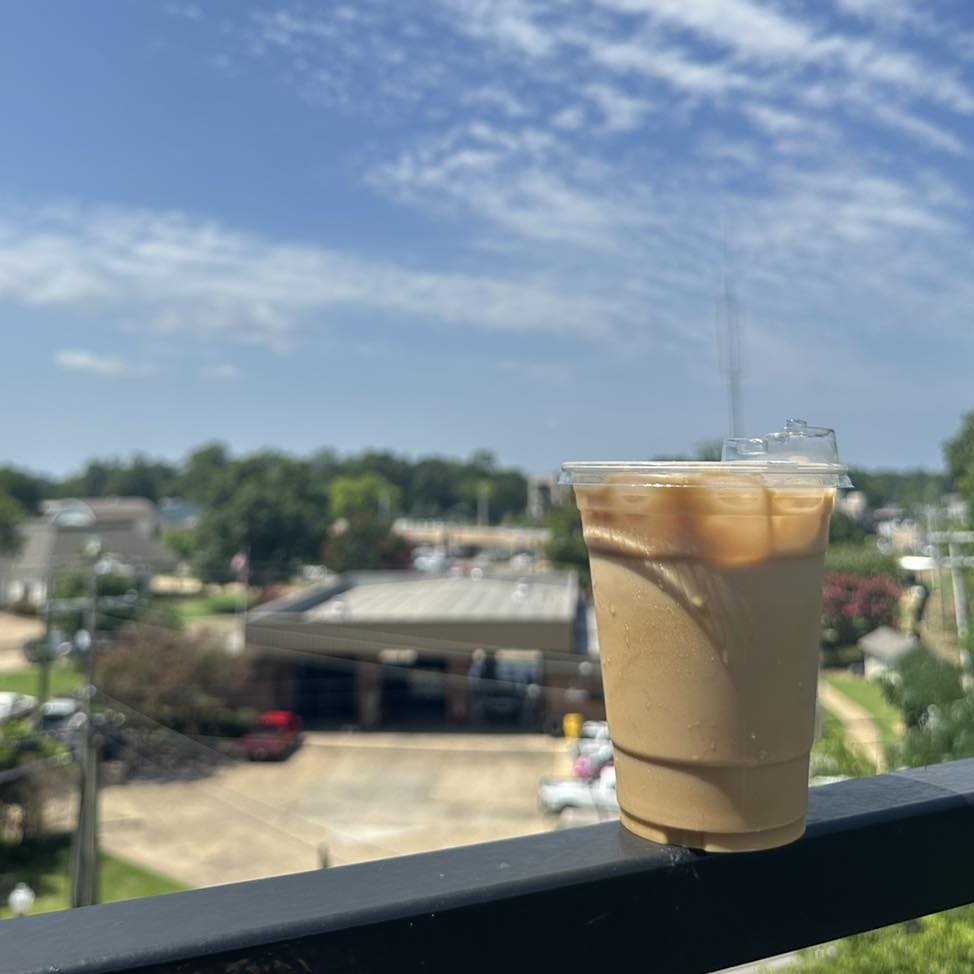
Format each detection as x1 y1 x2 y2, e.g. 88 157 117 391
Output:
2 0 974 475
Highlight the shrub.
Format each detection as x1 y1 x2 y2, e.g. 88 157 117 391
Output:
824 544 900 578
0 720 69 843
822 573 903 647
97 622 253 739
882 647 964 730
889 693 974 769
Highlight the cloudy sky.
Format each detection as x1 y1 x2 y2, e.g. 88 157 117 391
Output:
2 0 973 474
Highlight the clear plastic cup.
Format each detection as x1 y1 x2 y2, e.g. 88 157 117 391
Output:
562 420 849 852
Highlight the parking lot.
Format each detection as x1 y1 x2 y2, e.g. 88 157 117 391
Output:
97 731 573 890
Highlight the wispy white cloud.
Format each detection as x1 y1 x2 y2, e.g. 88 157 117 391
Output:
199 363 242 380
0 203 627 348
22 1 974 384
54 349 154 377
162 2 202 22
582 83 653 131
599 0 815 62
865 102 969 156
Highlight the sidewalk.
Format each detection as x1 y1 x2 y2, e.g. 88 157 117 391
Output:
0 611 42 672
818 681 884 770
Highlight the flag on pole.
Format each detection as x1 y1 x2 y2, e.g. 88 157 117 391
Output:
230 551 249 583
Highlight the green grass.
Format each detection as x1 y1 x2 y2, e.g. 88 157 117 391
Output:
819 706 843 736
0 664 83 700
0 834 186 919
171 593 250 621
812 704 877 779
822 672 901 744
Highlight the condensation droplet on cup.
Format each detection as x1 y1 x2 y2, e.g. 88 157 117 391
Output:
609 603 616 616
749 731 757 742
758 749 769 762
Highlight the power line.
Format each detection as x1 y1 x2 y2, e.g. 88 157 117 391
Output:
91 687 406 862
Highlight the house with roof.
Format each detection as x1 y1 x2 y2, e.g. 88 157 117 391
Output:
0 497 177 608
858 625 918 680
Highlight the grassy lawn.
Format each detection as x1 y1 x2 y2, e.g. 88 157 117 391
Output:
822 672 901 744
0 834 186 919
0 663 83 699
170 593 250 621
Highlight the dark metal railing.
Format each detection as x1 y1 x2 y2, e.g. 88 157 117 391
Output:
5 759 974 974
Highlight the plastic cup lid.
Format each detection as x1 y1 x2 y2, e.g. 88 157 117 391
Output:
561 419 851 488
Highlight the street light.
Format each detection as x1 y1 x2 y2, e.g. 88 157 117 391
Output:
7 882 35 918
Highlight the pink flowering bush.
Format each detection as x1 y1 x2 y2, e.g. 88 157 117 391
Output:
822 573 903 646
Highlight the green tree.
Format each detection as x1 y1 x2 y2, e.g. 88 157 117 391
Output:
178 443 231 506
544 500 590 588
322 514 412 572
162 527 197 562
98 623 254 738
0 491 25 554
410 458 463 516
193 452 329 583
459 478 495 523
846 467 946 510
329 474 400 519
881 647 963 730
58 455 179 502
0 466 56 513
945 409 974 499
824 544 900 578
0 719 68 843
829 510 867 544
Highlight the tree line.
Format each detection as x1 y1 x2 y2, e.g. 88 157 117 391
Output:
0 445 529 581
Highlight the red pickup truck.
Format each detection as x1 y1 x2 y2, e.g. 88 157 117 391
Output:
241 711 304 761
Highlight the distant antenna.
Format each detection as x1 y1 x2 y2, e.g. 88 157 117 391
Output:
716 233 744 437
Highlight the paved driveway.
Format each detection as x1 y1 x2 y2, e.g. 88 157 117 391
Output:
0 612 42 671
99 732 571 889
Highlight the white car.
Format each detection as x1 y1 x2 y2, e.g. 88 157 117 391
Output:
538 766 619 816
0 692 36 723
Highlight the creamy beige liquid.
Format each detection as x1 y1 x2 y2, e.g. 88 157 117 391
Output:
576 474 834 851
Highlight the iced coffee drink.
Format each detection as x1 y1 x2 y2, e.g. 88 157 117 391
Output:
563 420 848 852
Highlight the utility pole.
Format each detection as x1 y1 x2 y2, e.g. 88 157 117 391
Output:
38 572 52 707
477 482 490 527
70 541 101 908
927 507 950 632
716 235 744 438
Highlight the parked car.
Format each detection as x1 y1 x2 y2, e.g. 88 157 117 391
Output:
40 697 80 741
241 711 304 761
538 766 619 816
0 692 36 723
572 741 614 779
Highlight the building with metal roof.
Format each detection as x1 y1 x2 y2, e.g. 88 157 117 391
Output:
245 571 602 731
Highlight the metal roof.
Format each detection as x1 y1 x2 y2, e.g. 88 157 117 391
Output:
0 519 176 578
297 572 579 624
41 497 159 523
857 625 917 662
